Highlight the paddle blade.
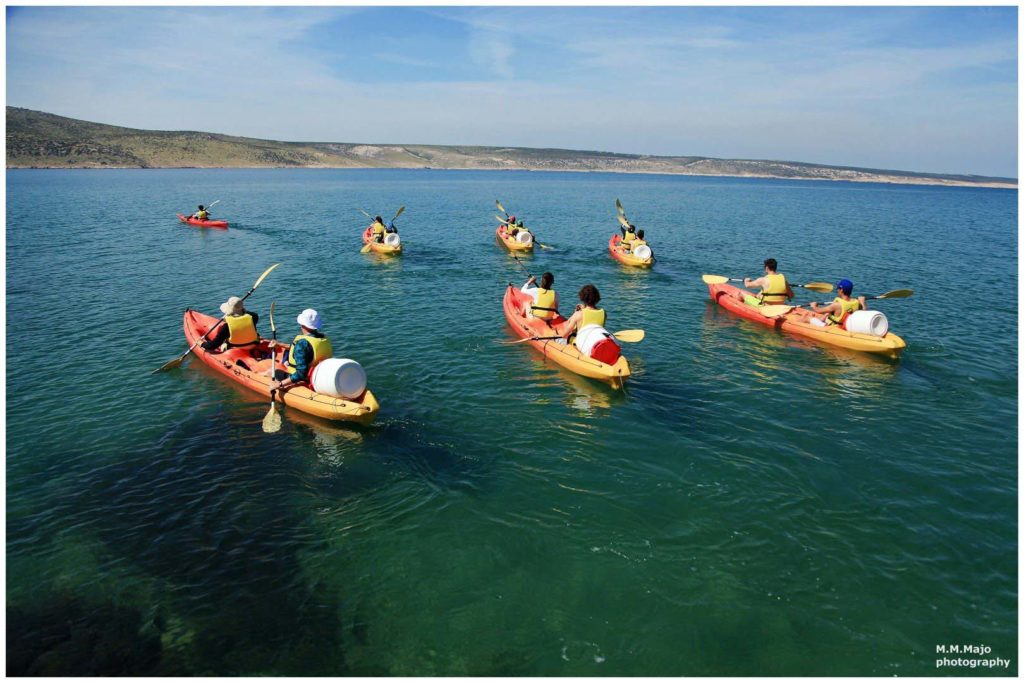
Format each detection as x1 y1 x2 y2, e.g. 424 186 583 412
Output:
759 305 793 318
876 288 914 299
616 214 630 229
495 199 507 215
615 198 625 216
251 263 281 291
801 282 834 293
269 301 277 334
262 403 282 433
612 329 644 342
392 206 405 221
152 355 185 374
495 214 510 225
358 208 372 218
536 241 553 250
360 242 373 253
701 274 730 285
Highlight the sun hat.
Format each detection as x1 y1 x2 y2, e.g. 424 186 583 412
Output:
297 308 323 330
219 296 244 315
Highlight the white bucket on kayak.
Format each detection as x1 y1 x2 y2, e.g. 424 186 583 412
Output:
845 310 889 337
516 231 533 245
632 244 652 260
384 233 401 246
575 324 611 355
311 358 367 399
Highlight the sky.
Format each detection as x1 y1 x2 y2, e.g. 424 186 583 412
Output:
5 6 1018 177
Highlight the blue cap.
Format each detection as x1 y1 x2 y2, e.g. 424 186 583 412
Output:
836 279 853 295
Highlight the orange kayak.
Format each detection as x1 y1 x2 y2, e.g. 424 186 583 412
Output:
496 225 534 251
362 226 402 255
183 310 379 422
177 213 228 229
706 282 907 356
608 234 653 267
502 285 630 388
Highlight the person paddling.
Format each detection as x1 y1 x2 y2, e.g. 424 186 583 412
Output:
201 296 260 351
522 272 559 323
560 284 605 342
620 223 638 247
371 215 387 243
736 258 794 306
268 309 333 392
191 205 210 221
810 279 866 326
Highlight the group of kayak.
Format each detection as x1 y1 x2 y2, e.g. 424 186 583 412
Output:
163 198 910 430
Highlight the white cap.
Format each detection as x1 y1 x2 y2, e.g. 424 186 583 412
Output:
297 308 323 330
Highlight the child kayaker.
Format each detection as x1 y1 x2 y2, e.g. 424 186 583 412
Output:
522 272 559 322
201 296 260 351
737 258 794 306
560 284 605 342
810 279 866 325
268 308 333 391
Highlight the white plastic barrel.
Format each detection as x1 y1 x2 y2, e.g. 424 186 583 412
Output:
517 231 533 244
384 233 401 246
845 310 889 337
311 358 368 399
575 324 612 356
632 244 652 260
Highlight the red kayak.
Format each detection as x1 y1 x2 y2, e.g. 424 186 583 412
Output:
178 213 228 229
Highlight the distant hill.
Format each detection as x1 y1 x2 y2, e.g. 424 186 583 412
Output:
6 107 1015 188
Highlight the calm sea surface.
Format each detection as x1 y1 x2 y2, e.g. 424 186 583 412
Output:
6 169 1017 675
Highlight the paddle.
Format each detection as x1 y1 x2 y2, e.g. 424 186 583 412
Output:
152 263 280 373
615 198 626 217
810 289 913 306
262 302 282 433
392 206 405 222
496 199 508 217
511 255 532 279
502 329 645 345
701 274 833 293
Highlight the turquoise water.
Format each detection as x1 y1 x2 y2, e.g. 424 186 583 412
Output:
6 169 1017 675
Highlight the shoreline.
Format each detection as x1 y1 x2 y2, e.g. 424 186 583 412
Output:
5 164 1016 189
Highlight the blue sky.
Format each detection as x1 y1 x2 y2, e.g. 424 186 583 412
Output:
5 6 1018 176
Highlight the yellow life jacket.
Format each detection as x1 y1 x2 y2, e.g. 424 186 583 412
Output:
285 333 334 379
372 221 386 236
828 296 862 325
629 239 646 252
580 307 606 328
224 312 258 347
760 273 788 303
622 231 636 245
531 288 557 320
196 210 208 220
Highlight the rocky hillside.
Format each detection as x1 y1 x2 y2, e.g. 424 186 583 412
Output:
6 107 1015 188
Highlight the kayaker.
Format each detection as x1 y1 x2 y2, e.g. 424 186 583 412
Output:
522 272 559 322
560 284 605 342
268 308 334 392
201 296 260 351
629 229 647 253
371 216 387 242
386 220 398 234
620 223 638 247
809 279 866 326
737 258 794 306
191 205 210 221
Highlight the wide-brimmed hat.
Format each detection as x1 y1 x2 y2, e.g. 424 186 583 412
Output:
297 308 323 330
219 296 244 315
